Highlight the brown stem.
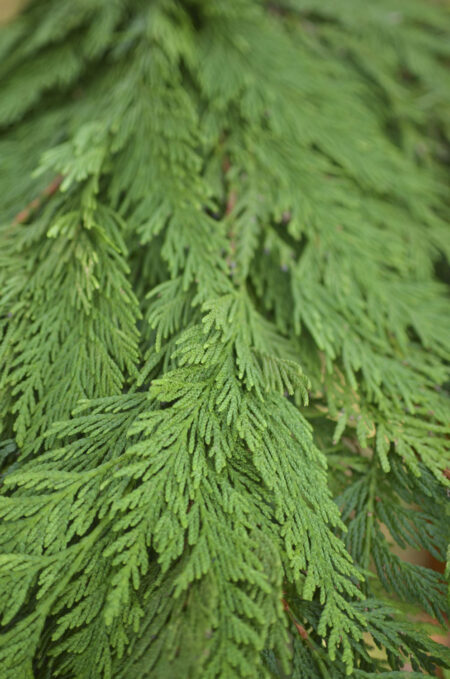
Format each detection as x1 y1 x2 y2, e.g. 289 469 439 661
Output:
13 174 63 224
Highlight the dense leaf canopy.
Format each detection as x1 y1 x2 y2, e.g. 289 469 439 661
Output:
0 1 449 677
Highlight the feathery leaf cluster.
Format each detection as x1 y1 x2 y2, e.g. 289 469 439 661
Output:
0 1 449 677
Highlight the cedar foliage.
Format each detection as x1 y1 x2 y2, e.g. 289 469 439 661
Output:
0 1 449 677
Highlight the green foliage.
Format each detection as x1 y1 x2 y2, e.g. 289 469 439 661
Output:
0 0 449 677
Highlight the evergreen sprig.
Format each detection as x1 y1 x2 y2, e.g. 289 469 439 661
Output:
0 1 449 677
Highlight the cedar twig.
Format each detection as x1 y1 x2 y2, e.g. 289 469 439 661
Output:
281 597 309 640
13 174 63 225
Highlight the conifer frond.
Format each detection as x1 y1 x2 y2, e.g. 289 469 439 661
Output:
0 0 448 677
0 194 141 454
